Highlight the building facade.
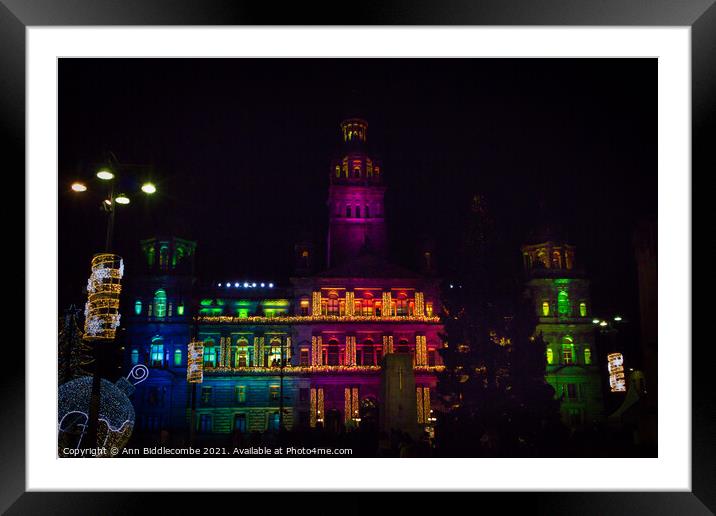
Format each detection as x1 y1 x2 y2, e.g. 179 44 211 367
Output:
521 239 605 427
125 118 444 439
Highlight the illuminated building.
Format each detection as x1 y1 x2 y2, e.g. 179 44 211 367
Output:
125 119 444 438
522 231 605 428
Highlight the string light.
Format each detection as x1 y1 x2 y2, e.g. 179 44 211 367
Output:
415 335 428 366
84 253 124 341
196 314 441 324
202 364 445 374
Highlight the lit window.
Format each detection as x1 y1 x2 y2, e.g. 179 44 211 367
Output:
203 343 217 367
174 348 182 366
542 301 550 316
426 302 433 317
268 339 282 367
159 245 169 270
150 338 164 367
269 385 280 402
238 308 249 318
235 385 246 403
362 293 374 316
546 348 554 365
153 289 167 318
579 302 587 317
134 299 142 315
561 336 574 365
299 348 310 366
557 290 570 316
326 292 339 316
584 347 592 365
299 298 310 316
177 304 185 316
131 349 139 365
236 339 249 367
396 293 408 316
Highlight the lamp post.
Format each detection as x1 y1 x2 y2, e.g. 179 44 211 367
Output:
71 153 157 453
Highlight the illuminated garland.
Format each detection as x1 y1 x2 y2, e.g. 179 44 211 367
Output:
220 336 230 368
312 291 322 316
187 340 204 383
415 335 427 366
202 364 445 375
416 387 424 424
345 335 357 366
196 314 441 324
383 335 394 354
285 336 292 360
415 292 425 317
84 253 124 341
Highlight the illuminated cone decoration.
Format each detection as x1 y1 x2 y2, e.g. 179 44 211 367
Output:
84 253 124 340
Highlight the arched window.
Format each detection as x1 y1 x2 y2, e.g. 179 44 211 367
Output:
174 348 182 366
236 338 249 367
326 292 339 316
579 302 587 317
561 336 574 365
552 251 561 268
396 339 410 353
360 340 376 366
203 339 217 367
326 339 340 366
365 205 370 218
396 293 408 316
131 348 139 365
557 290 570 316
584 347 592 365
362 293 374 316
355 206 361 218
335 165 341 178
159 245 169 270
150 337 164 367
154 289 167 318
542 301 550 316
269 338 283 367
346 205 351 217
546 348 554 365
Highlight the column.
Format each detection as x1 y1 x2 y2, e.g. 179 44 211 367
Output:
254 335 265 368
414 292 425 317
345 291 355 316
310 387 324 427
312 291 322 316
312 335 323 366
383 334 394 355
415 335 427 366
345 335 357 366
382 291 392 317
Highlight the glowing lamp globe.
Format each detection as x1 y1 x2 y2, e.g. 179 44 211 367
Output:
115 194 130 205
96 169 114 180
141 182 157 194
71 182 87 192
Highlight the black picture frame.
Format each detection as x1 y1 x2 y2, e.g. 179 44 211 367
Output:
3 1 710 512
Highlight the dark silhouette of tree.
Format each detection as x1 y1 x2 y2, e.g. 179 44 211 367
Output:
58 305 93 384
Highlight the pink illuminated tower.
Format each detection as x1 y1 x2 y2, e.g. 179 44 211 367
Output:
327 118 388 268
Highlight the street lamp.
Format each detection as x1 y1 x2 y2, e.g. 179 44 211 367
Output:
71 153 159 453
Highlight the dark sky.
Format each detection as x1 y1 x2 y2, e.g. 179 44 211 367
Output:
59 58 656 328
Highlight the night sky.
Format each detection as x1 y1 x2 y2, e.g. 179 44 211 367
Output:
59 58 656 331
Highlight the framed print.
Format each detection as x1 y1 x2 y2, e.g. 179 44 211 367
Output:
3 0 711 512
